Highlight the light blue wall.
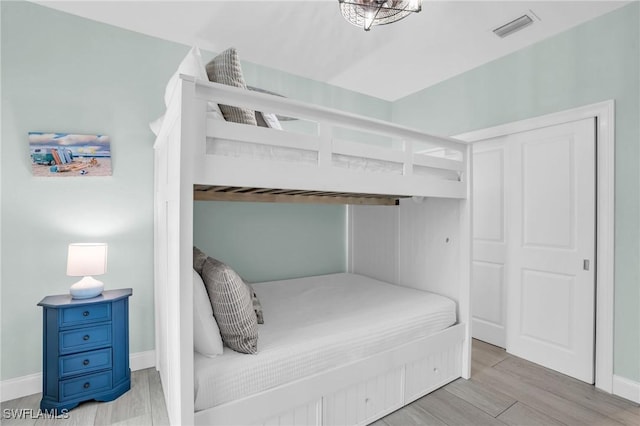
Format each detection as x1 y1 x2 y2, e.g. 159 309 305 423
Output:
194 202 346 283
392 2 640 382
0 1 387 381
1 0 179 381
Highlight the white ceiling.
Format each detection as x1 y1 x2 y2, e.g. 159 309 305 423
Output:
35 1 629 101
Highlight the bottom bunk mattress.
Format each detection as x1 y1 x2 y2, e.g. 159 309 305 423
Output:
194 272 457 412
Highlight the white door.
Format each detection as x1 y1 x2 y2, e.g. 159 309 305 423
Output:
471 118 596 382
506 118 596 383
472 139 508 348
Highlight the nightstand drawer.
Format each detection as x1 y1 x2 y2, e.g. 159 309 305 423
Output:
59 348 112 378
60 304 111 328
59 324 111 354
60 370 112 400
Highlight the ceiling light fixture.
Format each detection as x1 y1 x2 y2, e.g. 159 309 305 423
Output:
339 0 422 31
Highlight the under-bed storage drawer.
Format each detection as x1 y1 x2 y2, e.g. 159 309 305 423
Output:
404 341 463 403
322 367 403 426
262 399 322 426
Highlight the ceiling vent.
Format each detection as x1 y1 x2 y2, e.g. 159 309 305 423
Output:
493 13 537 38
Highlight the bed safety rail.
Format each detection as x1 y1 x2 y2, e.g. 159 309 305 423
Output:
176 76 470 201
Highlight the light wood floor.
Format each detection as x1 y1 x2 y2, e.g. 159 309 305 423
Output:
375 339 639 426
1 368 169 426
2 340 638 425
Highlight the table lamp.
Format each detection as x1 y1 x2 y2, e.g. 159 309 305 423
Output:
67 243 108 299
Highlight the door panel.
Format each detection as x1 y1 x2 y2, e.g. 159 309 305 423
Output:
472 140 508 347
520 269 574 348
472 261 504 326
507 118 595 383
474 148 505 242
521 136 575 249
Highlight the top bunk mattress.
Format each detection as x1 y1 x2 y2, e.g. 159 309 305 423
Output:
194 273 457 411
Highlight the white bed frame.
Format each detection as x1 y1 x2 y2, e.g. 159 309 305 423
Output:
153 75 472 425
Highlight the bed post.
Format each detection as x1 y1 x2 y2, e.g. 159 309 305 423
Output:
155 76 201 425
181 77 199 425
153 111 166 393
460 143 473 379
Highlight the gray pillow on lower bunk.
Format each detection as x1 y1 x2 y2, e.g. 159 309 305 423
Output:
200 257 258 354
247 284 264 324
193 246 208 274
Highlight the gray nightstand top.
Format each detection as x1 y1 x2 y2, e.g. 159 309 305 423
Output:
38 288 132 307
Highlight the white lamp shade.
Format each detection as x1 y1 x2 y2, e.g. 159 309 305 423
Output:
66 243 108 277
67 243 107 299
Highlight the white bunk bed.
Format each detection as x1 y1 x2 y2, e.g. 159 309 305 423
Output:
153 73 472 425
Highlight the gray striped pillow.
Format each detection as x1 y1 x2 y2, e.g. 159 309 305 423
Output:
205 48 257 125
200 257 258 354
248 284 264 324
193 246 207 275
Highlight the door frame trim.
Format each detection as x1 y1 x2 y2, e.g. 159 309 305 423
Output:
454 100 615 393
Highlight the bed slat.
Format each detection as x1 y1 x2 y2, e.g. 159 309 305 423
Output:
194 186 402 206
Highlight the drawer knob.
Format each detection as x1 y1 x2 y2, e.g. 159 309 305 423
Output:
83 335 90 341
83 359 90 366
83 382 90 389
433 367 439 374
82 311 90 317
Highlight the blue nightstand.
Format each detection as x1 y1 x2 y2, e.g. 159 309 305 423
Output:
38 288 132 412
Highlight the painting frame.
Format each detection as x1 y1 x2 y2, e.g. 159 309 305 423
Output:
29 132 112 177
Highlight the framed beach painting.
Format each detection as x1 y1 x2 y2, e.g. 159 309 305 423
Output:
29 132 112 177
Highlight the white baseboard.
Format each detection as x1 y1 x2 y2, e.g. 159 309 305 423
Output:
471 318 506 348
0 372 41 404
613 374 640 404
129 350 156 372
0 350 155 402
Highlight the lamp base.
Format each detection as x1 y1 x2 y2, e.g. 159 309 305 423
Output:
70 276 104 299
